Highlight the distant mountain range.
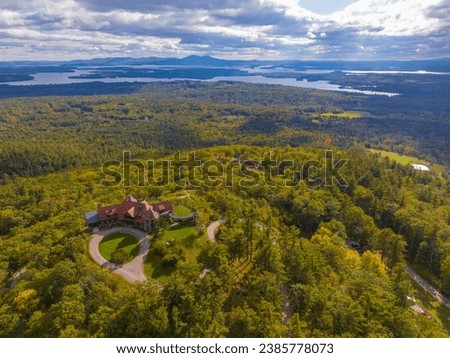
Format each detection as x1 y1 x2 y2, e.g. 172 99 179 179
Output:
0 55 259 68
1 55 449 71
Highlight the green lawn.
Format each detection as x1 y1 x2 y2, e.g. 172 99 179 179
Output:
368 149 430 166
160 223 198 244
367 148 449 174
99 232 140 263
143 255 176 281
409 280 450 334
370 149 449 173
144 223 204 281
173 204 193 216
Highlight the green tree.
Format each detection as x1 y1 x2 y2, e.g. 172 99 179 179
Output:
441 254 450 295
50 284 86 335
371 228 406 270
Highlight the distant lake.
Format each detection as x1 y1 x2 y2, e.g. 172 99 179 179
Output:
5 68 400 96
207 76 399 96
343 70 450 75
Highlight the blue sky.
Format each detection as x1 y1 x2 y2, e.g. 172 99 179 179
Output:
0 0 449 61
300 0 357 14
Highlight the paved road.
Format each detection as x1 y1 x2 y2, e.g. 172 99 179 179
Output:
89 227 149 283
405 265 450 308
206 219 225 242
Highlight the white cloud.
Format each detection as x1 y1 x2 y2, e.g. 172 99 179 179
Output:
329 0 443 36
0 0 448 60
0 10 27 27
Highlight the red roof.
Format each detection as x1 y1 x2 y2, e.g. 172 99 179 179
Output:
153 201 173 214
97 197 172 225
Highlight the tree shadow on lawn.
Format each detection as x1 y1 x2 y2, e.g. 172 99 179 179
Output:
178 233 198 248
116 236 139 249
101 235 121 244
113 236 140 261
130 243 141 258
145 252 176 281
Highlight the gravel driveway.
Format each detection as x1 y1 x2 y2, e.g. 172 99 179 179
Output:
89 227 149 283
206 219 225 242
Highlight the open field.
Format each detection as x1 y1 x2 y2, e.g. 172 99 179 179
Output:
369 149 448 173
160 223 199 247
367 149 448 173
98 232 140 263
368 149 429 166
316 111 363 119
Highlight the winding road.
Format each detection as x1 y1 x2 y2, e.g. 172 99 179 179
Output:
207 219 225 242
89 227 149 283
405 265 450 308
90 219 225 283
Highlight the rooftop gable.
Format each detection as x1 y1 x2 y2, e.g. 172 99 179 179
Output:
95 197 172 224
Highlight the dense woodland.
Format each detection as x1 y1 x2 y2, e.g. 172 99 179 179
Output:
0 82 449 179
0 144 449 337
0 82 449 337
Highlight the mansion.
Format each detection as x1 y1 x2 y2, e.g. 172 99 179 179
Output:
84 195 173 232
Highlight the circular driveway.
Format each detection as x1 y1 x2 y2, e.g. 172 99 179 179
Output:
89 227 149 283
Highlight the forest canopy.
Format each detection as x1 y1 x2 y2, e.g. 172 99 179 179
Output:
0 82 448 179
0 81 449 338
0 144 449 337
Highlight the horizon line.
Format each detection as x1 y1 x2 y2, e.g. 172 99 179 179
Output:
1 54 450 64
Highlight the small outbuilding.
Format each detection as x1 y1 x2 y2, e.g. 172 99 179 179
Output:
84 211 100 227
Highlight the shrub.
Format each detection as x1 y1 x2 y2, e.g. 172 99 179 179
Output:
110 249 129 265
161 253 180 267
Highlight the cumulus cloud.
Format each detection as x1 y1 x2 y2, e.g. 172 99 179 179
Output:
0 0 448 60
329 0 443 36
